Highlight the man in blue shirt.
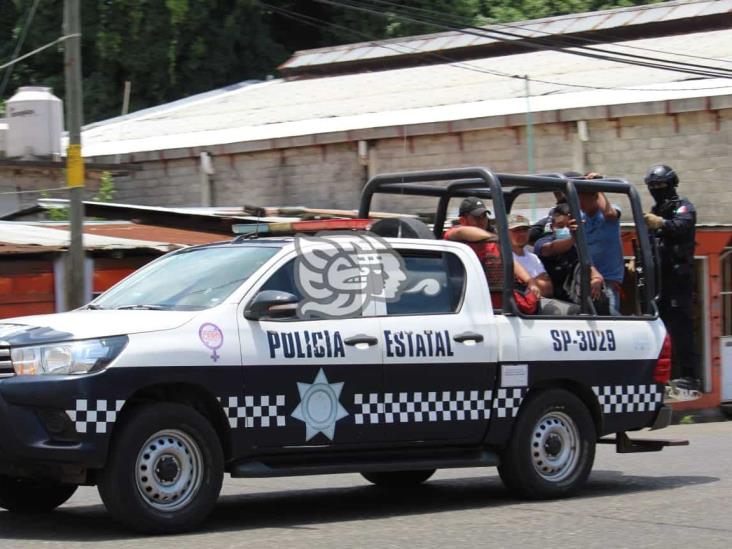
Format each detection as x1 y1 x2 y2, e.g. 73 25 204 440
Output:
578 187 624 314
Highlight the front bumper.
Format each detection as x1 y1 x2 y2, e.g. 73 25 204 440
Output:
0 374 112 482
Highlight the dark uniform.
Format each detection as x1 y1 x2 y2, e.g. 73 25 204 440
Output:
645 165 699 388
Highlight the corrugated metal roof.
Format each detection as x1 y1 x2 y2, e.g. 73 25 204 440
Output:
280 0 732 71
0 221 177 253
48 223 226 246
78 27 732 159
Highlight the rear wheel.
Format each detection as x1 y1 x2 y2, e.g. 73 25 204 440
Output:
0 477 77 513
98 402 224 534
361 469 435 488
498 389 595 499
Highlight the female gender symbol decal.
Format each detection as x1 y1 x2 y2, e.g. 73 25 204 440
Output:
199 323 224 363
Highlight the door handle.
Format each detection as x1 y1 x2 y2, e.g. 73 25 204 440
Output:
344 334 379 346
453 331 484 343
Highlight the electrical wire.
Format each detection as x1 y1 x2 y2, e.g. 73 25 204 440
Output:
0 34 80 73
359 0 732 76
327 0 732 78
0 0 42 100
0 186 68 196
360 0 732 66
315 0 732 79
259 1 732 92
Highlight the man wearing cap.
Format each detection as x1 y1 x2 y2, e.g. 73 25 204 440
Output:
508 213 553 298
445 197 540 301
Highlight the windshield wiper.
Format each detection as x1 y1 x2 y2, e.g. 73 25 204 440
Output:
86 304 106 310
115 304 171 310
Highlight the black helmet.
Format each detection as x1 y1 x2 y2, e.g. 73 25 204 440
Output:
644 164 678 187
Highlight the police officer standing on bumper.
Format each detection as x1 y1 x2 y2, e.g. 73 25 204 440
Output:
643 165 700 392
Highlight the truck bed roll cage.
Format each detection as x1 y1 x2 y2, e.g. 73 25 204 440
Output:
358 167 656 317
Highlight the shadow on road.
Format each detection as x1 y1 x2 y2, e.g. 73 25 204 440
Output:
0 470 717 542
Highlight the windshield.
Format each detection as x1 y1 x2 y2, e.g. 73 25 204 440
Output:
93 246 280 311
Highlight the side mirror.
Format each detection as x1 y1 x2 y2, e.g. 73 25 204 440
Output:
244 290 299 320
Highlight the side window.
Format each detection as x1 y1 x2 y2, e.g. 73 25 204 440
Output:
257 258 365 320
259 259 303 301
386 252 465 315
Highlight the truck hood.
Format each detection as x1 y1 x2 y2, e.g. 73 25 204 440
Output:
0 310 199 345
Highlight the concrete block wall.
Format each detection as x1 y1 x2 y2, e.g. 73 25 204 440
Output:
114 157 201 206
582 110 732 219
0 168 101 213
111 142 366 211
6 106 728 223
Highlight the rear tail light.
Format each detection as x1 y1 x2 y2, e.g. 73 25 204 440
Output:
654 334 672 384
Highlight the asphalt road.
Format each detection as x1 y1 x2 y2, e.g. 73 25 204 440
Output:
0 422 730 548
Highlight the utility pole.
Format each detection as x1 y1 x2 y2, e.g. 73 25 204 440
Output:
64 0 85 309
524 75 536 220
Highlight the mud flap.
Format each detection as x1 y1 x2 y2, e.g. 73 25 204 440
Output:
598 431 689 453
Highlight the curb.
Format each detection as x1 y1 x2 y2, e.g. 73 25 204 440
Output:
672 406 730 425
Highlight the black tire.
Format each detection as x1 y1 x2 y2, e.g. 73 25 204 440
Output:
0 477 77 513
361 469 435 488
98 402 224 534
498 389 596 499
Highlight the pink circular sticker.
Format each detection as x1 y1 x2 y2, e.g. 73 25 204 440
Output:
199 323 223 362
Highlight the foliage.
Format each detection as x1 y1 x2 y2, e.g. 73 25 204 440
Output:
41 170 116 221
1 0 660 123
45 203 70 221
93 171 116 202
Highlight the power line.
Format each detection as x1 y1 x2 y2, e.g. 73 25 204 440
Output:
361 0 732 66
0 186 68 196
261 1 732 93
368 0 732 76
316 0 732 80
0 0 42 100
0 33 80 73
331 0 732 79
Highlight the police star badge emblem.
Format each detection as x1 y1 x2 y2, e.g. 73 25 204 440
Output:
291 369 348 441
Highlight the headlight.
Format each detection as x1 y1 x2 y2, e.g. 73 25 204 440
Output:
11 336 128 376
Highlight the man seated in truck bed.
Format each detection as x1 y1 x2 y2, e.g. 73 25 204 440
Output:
444 197 540 312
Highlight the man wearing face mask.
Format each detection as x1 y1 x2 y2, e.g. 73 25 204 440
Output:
643 165 699 392
528 171 584 244
534 203 605 311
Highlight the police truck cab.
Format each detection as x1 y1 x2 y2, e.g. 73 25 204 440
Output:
0 168 683 534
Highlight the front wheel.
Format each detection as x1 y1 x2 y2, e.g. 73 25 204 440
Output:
361 469 435 488
98 402 224 534
0 477 77 513
498 389 595 499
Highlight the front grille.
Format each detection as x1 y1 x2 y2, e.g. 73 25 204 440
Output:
0 346 13 377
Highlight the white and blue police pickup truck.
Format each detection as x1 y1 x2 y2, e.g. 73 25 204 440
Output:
0 168 684 534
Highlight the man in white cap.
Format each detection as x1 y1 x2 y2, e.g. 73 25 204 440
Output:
507 213 553 298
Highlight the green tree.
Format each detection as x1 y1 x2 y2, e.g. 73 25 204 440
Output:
0 0 664 124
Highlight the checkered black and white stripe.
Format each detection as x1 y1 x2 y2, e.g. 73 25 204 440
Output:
353 390 493 425
492 388 525 419
219 395 286 428
66 399 124 434
593 385 662 414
